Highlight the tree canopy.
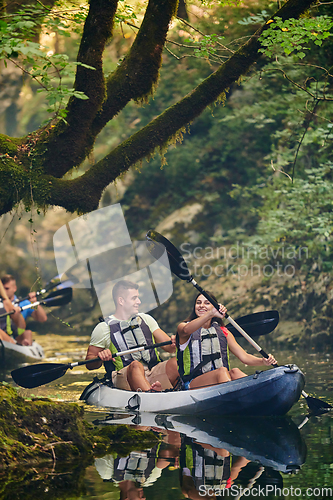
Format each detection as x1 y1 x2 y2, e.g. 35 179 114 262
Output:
0 0 326 216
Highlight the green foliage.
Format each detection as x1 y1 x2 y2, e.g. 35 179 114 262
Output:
0 0 330 220
230 164 333 272
115 0 138 24
0 2 92 121
186 33 226 62
259 16 333 59
117 2 333 281
238 10 269 25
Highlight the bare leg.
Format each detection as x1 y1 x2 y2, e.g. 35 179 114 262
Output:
126 360 162 392
166 357 179 386
229 367 247 380
0 329 16 344
118 481 145 500
16 329 33 346
189 367 231 390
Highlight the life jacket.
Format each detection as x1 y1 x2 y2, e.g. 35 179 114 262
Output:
0 303 18 338
180 437 231 491
95 445 161 485
177 322 230 384
104 314 161 375
113 447 159 484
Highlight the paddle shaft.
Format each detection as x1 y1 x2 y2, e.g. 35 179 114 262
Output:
15 278 73 304
189 277 273 362
0 299 52 318
0 301 39 318
80 340 173 368
14 288 47 305
11 339 174 389
147 231 331 410
0 289 72 318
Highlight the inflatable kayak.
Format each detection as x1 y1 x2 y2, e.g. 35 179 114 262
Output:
93 411 306 474
0 340 44 370
80 364 305 416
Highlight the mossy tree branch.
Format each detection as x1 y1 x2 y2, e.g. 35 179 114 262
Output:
91 0 179 136
36 0 315 214
0 0 316 216
40 0 178 178
41 0 119 177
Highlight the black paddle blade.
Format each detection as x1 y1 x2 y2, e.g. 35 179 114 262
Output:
227 310 279 338
11 362 70 388
305 395 332 412
44 273 79 292
44 278 75 293
41 287 73 307
146 230 192 280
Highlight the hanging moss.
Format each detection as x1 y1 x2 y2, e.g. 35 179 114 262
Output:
0 161 29 214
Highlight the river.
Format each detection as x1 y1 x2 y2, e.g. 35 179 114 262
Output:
0 332 332 500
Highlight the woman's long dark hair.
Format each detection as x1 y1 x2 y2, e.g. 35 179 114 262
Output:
184 291 225 326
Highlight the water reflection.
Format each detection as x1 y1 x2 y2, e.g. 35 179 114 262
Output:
90 412 307 499
1 410 332 499
1 337 332 499
0 461 88 500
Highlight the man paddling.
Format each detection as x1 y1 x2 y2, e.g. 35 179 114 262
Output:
1 274 48 346
0 279 27 345
85 279 178 392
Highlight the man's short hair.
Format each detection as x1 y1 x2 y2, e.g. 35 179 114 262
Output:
112 280 139 307
1 274 15 285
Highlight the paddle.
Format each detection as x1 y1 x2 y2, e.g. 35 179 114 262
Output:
146 230 332 412
14 277 75 304
11 340 173 389
146 230 274 358
0 288 73 318
297 408 331 430
226 310 279 338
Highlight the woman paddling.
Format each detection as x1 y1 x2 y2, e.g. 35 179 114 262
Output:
177 292 277 390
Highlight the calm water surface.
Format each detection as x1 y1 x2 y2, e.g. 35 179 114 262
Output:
1 332 332 500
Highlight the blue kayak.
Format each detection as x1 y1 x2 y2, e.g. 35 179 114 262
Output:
80 364 305 416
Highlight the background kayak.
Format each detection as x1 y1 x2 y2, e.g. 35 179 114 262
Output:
0 340 44 370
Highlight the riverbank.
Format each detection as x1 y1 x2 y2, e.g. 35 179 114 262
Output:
0 383 159 468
